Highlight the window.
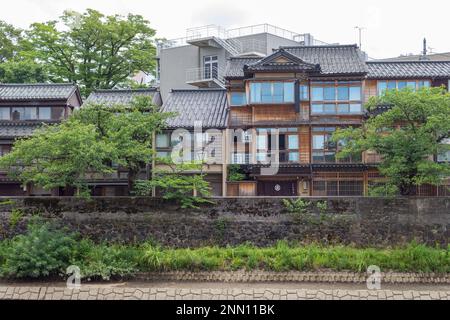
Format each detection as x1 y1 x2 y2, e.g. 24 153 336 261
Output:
25 107 37 120
349 103 362 114
12 107 23 120
338 104 349 114
156 133 170 148
349 86 361 100
337 86 349 101
311 81 362 113
230 92 246 106
39 107 51 120
156 151 170 158
397 81 407 90
0 107 10 120
438 139 450 162
256 135 267 149
377 80 431 95
250 82 295 104
288 135 298 149
0 145 11 157
203 55 218 79
232 153 249 164
311 87 323 101
418 80 431 88
300 84 309 101
324 87 335 100
312 127 335 163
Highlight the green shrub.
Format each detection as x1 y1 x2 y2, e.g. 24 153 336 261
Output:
0 221 77 278
228 165 246 182
282 198 311 216
71 240 139 280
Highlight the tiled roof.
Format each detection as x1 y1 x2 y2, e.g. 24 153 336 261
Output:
225 45 367 78
0 83 78 101
367 61 450 79
224 57 263 78
282 45 367 75
374 52 450 62
85 88 162 107
0 122 43 138
246 50 320 73
161 89 228 129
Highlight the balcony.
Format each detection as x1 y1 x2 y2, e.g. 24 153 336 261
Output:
157 23 329 56
186 66 225 88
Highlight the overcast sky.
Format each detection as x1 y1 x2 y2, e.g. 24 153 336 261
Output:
1 0 449 59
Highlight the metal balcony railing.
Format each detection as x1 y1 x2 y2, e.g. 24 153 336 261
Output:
157 23 329 54
185 66 225 86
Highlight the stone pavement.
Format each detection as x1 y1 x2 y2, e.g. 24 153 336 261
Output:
0 285 448 300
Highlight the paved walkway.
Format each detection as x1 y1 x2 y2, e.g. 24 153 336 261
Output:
0 282 449 300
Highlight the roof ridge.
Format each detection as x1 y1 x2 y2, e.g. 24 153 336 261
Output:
170 89 226 93
92 88 158 93
367 60 450 64
280 44 358 49
0 83 75 87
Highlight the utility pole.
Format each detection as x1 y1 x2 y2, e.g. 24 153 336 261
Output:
354 26 365 50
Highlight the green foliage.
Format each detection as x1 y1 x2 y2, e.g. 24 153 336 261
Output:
137 241 449 273
228 165 245 182
0 97 172 196
0 20 22 62
316 201 328 214
332 87 450 195
0 20 47 83
25 9 157 96
135 158 213 209
215 218 230 240
0 120 115 197
0 224 448 278
282 198 311 216
71 240 138 280
0 221 78 278
9 208 23 229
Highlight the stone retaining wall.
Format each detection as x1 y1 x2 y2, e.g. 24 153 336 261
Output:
133 271 450 284
0 197 448 247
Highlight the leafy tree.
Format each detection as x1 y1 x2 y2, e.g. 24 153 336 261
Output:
26 9 157 96
0 20 22 62
0 20 48 83
134 158 213 209
109 97 171 191
0 120 115 196
0 96 172 195
332 87 450 195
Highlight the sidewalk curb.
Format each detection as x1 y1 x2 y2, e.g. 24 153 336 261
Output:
133 271 450 284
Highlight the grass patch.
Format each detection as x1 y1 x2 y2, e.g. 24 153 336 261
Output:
136 241 449 274
0 221 448 279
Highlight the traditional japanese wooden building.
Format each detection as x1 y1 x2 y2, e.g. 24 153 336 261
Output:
0 83 82 196
223 45 450 196
84 88 163 196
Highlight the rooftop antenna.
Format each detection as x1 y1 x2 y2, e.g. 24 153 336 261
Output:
423 38 427 56
354 26 365 50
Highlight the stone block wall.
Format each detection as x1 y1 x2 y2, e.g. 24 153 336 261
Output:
0 197 448 247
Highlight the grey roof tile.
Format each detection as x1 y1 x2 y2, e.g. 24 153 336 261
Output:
225 57 263 78
161 89 228 129
0 83 78 101
85 88 162 107
225 45 367 78
0 122 43 138
367 61 450 79
282 45 367 75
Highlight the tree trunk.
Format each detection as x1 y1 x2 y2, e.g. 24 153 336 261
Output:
127 169 138 195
